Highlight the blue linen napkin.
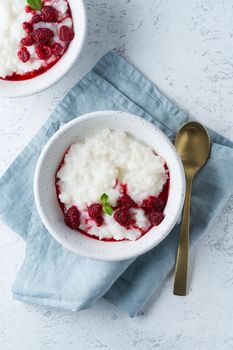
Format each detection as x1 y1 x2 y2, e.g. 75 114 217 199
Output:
1 51 233 317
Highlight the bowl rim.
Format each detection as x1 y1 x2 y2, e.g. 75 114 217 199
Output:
34 110 186 261
0 0 87 98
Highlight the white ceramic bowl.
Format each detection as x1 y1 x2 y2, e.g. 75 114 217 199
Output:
34 111 185 261
0 0 86 98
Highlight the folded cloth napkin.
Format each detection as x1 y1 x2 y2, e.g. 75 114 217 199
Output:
1 51 233 317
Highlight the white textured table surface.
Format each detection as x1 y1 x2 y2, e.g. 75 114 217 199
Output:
1 1 233 349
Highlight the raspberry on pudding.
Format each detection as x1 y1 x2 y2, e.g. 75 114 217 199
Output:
0 0 74 81
56 129 170 242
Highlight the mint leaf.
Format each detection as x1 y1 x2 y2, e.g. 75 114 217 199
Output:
27 0 42 10
100 193 108 204
100 193 113 216
103 204 113 216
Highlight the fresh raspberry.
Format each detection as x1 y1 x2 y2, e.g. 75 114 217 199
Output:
52 43 63 56
114 208 132 227
64 206 80 230
41 6 58 22
88 203 102 219
35 45 53 60
117 195 136 208
148 209 164 226
31 14 42 24
17 47 30 63
22 22 33 33
142 196 164 212
59 26 74 42
94 216 104 227
33 28 54 44
21 36 35 46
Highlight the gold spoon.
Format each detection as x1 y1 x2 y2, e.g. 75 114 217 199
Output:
173 121 210 296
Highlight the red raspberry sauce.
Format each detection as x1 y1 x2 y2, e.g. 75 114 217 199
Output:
2 58 61 81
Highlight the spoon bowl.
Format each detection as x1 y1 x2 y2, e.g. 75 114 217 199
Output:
175 122 210 177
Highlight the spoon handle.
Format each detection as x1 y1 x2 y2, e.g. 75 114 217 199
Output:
173 175 192 296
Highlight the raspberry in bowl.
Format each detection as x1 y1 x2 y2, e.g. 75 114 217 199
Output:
0 0 86 97
34 111 185 261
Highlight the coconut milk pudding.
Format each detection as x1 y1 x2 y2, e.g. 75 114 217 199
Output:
56 129 170 241
0 0 74 80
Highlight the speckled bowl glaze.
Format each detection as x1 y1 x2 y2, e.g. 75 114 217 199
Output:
0 0 86 98
34 110 185 261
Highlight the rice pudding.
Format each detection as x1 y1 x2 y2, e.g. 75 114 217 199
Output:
56 129 170 241
0 0 74 80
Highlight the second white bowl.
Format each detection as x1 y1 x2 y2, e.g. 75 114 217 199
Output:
0 0 86 98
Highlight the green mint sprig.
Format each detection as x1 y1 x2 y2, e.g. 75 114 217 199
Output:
27 0 42 10
100 193 113 216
